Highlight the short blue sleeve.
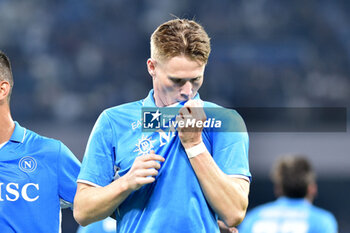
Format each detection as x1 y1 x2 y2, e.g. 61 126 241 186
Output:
312 210 338 233
210 110 251 179
58 142 81 204
78 111 115 187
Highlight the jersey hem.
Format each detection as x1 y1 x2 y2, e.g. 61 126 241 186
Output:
77 179 102 187
228 174 251 183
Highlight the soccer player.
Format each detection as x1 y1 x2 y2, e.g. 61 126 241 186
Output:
238 155 338 233
74 18 251 233
0 51 81 232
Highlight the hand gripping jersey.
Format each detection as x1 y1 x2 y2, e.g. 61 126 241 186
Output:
78 90 251 233
0 122 81 233
238 197 338 233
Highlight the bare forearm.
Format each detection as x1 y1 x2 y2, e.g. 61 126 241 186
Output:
189 151 249 227
74 153 165 226
74 177 132 226
178 100 249 226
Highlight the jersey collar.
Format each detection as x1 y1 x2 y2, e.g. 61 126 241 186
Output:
277 196 311 205
142 89 201 107
10 121 26 143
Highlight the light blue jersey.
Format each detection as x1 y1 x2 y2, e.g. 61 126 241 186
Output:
0 122 81 233
78 90 251 233
76 217 116 233
238 197 338 233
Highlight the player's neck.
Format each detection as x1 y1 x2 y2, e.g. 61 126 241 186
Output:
153 93 166 107
0 104 15 144
153 92 178 107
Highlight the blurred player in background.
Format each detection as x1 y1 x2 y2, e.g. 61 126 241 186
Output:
74 18 251 233
238 155 338 233
0 50 81 232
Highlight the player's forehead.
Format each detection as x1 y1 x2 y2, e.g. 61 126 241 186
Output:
159 55 205 78
159 55 204 66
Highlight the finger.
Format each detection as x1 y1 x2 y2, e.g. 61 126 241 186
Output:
194 107 207 121
136 168 159 177
141 160 161 170
176 114 182 122
183 103 205 120
188 101 206 117
198 100 204 107
179 106 190 116
138 153 154 161
146 168 159 177
176 115 185 129
143 153 165 162
135 176 156 186
184 99 196 108
184 99 203 107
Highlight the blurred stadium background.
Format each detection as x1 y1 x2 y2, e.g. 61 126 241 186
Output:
1 0 349 232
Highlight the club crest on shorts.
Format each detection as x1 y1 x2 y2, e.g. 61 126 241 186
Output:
19 156 37 173
134 135 156 155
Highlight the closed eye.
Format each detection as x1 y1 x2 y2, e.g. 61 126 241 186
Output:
191 77 202 83
169 76 202 85
170 78 183 84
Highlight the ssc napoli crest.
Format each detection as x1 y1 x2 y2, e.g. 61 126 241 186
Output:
19 156 37 173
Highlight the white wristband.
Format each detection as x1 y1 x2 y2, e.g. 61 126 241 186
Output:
185 142 207 159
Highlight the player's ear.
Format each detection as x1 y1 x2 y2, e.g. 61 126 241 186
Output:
147 58 156 78
306 183 318 202
0 80 10 103
273 184 283 197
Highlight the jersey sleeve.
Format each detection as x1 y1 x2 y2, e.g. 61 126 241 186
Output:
313 211 338 233
57 142 81 204
77 111 116 187
210 109 251 179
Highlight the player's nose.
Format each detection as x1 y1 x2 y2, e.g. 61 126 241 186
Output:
180 81 193 98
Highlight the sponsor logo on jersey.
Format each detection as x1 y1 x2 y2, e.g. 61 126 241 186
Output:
133 131 175 155
133 135 156 155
